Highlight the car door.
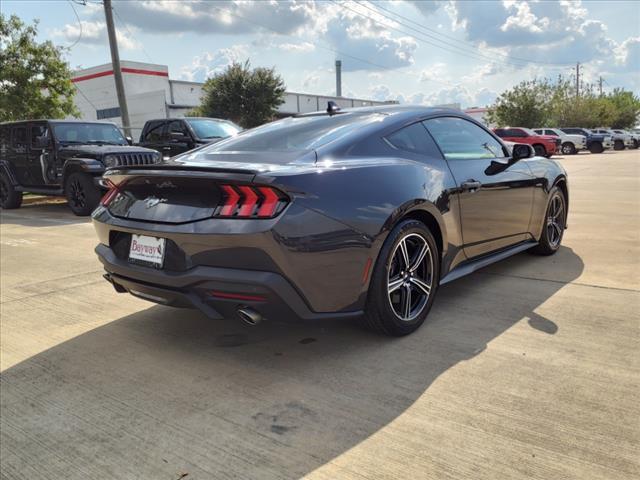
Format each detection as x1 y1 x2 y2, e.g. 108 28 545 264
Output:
27 122 52 185
423 116 536 259
165 120 194 157
140 120 167 156
9 124 33 185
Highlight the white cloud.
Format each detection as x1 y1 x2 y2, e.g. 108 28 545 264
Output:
278 42 315 53
53 20 139 50
179 45 250 82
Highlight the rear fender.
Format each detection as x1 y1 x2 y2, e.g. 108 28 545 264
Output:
62 158 105 182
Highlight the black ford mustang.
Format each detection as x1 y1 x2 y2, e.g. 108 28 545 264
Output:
92 105 568 336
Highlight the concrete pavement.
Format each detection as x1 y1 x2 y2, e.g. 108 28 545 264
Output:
1 149 639 479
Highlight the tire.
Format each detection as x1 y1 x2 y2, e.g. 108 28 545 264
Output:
613 140 625 150
0 172 23 209
589 142 604 154
561 142 576 155
64 172 101 216
361 219 440 336
631 139 638 149
529 186 566 256
533 144 546 157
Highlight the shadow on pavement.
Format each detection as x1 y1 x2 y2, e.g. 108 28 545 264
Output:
0 201 89 227
0 247 584 479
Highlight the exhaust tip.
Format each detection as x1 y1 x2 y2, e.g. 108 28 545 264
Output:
237 307 262 326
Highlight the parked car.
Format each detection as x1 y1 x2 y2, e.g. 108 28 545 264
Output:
93 105 568 336
559 128 612 153
611 129 638 149
0 120 160 215
533 128 587 155
591 128 632 150
138 117 241 158
493 127 559 157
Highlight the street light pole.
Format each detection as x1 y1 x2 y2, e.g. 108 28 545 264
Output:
103 0 131 137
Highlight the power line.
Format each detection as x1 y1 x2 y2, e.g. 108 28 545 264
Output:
360 0 573 68
66 0 83 50
111 4 155 64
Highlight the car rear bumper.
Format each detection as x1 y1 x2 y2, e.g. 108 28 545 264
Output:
96 244 363 322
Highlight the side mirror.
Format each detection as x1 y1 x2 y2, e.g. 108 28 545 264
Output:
512 143 534 160
125 136 133 145
35 135 50 149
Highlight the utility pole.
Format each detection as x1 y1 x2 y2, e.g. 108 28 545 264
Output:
598 76 604 97
575 62 580 97
104 0 131 137
335 60 342 97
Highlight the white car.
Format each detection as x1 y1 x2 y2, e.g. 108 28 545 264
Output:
533 128 587 155
612 129 638 149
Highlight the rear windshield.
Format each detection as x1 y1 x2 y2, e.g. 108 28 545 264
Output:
186 119 241 140
200 112 385 153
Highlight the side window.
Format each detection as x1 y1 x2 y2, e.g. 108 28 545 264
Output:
385 122 433 154
143 121 165 142
424 117 506 160
494 129 506 137
507 128 526 138
30 124 48 148
12 126 27 148
167 120 189 138
546 130 558 137
533 129 543 135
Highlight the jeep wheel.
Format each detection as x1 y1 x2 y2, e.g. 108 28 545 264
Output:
613 139 625 150
561 142 576 155
0 173 23 209
65 172 101 216
533 144 546 157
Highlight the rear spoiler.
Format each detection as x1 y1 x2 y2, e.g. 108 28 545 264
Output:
103 166 257 186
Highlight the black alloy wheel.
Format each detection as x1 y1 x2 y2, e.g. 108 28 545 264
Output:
589 142 604 154
530 186 566 256
561 142 576 155
0 173 23 209
362 219 440 336
614 139 625 151
64 172 101 216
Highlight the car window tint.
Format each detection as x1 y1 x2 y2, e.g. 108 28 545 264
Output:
31 124 47 147
385 122 433 154
186 119 240 140
144 121 165 142
168 120 188 135
424 117 505 160
12 127 27 147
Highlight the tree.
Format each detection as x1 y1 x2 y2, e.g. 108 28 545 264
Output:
604 88 640 129
192 61 285 128
0 14 79 121
485 79 554 127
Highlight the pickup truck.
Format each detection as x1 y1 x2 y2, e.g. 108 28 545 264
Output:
611 129 638 149
559 128 612 154
533 128 587 155
138 117 241 158
591 128 632 150
1 120 160 215
493 127 559 157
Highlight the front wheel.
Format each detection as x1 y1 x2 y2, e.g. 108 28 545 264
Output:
0 173 23 209
529 187 566 256
589 142 604 154
533 144 546 157
361 219 440 336
613 140 625 150
561 142 576 155
64 172 101 216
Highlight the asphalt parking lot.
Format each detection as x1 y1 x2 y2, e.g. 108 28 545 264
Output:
1 149 639 480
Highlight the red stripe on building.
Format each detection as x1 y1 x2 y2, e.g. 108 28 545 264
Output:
72 68 168 83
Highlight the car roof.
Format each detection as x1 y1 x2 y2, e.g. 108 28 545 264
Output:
295 104 464 119
1 119 117 126
145 117 233 122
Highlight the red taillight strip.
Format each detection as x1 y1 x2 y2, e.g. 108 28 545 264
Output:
237 186 258 216
209 290 266 302
257 187 280 217
220 185 240 216
100 181 120 207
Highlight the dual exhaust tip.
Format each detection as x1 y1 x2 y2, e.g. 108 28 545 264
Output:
237 307 263 326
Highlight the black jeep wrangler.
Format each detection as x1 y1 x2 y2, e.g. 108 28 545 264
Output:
0 120 160 215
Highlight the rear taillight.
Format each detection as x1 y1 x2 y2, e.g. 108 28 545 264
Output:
216 184 287 218
100 180 120 207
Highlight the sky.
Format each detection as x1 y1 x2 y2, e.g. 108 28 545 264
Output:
4 0 640 108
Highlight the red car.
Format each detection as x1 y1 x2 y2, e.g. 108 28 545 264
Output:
493 127 560 157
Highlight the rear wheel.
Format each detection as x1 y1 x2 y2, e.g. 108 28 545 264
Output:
561 142 576 155
64 172 101 216
361 219 439 336
614 139 625 150
533 144 546 157
632 139 638 149
0 173 23 209
530 186 566 256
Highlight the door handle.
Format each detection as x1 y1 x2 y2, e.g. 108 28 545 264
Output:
461 180 482 192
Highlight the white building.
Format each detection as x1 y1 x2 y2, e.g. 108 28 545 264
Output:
71 60 395 139
464 107 492 127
